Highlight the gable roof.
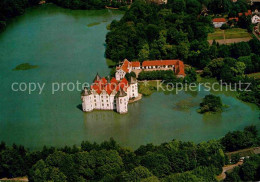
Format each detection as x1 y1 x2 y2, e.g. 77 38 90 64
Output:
130 77 137 84
121 59 131 73
229 17 239 21
90 76 128 95
132 61 140 67
115 88 127 97
142 60 185 76
142 60 179 66
93 73 101 82
212 18 226 22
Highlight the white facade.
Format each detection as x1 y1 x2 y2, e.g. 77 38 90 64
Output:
115 59 132 81
213 22 226 28
81 75 138 114
115 69 126 81
252 15 260 24
116 89 128 114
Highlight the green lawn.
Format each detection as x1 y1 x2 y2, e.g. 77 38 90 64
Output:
208 28 251 40
247 72 260 79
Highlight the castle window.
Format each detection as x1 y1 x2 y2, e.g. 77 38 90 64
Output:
101 96 103 98
102 104 104 106
94 96 96 98
107 104 109 106
95 103 97 106
120 99 122 104
94 99 96 102
107 100 108 102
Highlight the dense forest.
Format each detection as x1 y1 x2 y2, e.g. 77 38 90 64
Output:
48 0 131 10
105 0 260 106
0 126 259 181
0 0 129 32
225 154 260 181
105 0 253 64
0 0 41 31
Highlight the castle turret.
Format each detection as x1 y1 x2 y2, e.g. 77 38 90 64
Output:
93 73 101 82
81 87 94 112
129 77 138 98
116 88 128 114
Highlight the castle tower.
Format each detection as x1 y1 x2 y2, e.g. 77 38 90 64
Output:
93 73 101 82
129 77 138 98
81 87 94 112
116 88 128 114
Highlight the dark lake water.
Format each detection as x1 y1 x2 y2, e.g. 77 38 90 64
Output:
0 4 259 150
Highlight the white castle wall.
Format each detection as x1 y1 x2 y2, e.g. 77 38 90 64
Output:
116 96 128 114
82 82 138 113
116 69 126 81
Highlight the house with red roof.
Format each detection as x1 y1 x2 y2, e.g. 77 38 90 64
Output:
238 10 252 17
212 18 227 28
116 59 185 80
81 73 138 114
228 17 239 22
141 60 185 77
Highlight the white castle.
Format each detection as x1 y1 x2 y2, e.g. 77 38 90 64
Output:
81 73 138 114
81 59 185 114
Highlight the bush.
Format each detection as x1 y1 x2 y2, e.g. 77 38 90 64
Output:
220 24 229 30
198 94 223 113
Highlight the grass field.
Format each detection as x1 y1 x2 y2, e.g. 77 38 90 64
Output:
247 72 260 79
208 28 252 40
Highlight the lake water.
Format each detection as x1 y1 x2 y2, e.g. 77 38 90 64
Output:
0 4 259 150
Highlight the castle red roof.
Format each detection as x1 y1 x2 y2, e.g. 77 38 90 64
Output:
229 17 239 21
91 77 128 95
176 61 185 76
121 59 131 73
212 18 226 22
142 60 185 76
110 77 118 85
132 61 140 67
142 60 180 67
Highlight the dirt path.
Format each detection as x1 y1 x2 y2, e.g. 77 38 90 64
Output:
217 161 243 181
208 37 252 45
0 177 28 182
225 146 260 158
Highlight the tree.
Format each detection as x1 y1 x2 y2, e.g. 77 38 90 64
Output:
171 0 186 13
221 126 259 152
186 0 202 15
183 68 197 83
138 43 150 61
140 152 171 177
119 166 153 181
198 94 223 113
